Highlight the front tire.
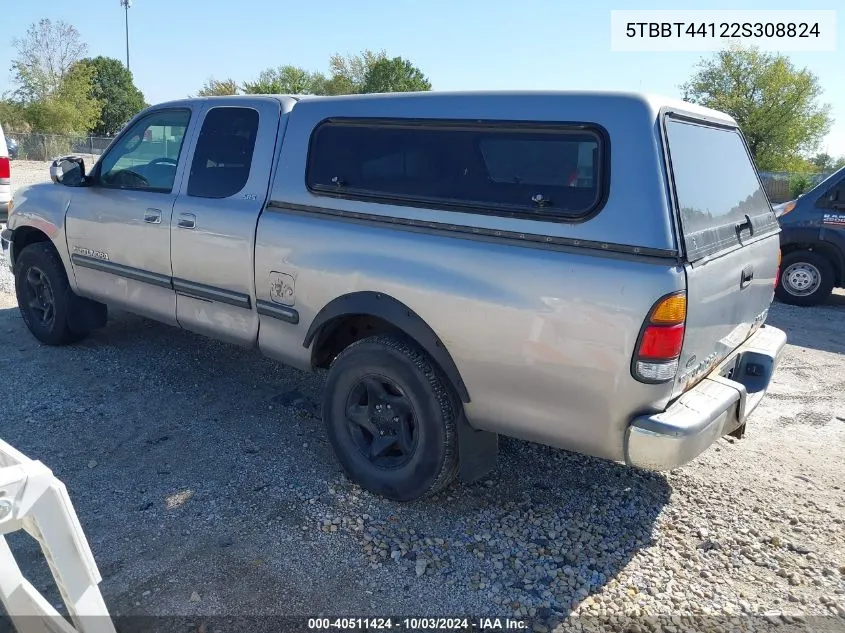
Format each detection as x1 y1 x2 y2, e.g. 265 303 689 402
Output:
776 250 835 307
322 334 459 501
15 243 88 345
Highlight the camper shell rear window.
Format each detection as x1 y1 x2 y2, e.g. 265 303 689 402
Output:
664 115 779 261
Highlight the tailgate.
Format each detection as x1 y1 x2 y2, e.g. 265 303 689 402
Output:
663 115 781 397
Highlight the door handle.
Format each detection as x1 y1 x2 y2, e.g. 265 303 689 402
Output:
740 265 754 289
735 214 753 239
144 208 162 224
177 213 196 229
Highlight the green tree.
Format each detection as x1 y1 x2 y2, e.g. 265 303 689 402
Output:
325 49 387 94
789 174 813 198
0 99 30 133
24 62 101 134
76 56 146 136
360 57 432 94
681 46 832 171
778 154 815 173
12 18 88 102
196 77 240 96
322 75 356 96
809 152 845 172
242 66 327 95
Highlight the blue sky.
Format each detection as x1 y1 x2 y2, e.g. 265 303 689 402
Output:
2 0 843 153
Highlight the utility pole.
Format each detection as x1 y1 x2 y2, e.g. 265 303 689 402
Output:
120 0 132 70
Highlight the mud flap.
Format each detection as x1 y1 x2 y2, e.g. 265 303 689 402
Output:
66 290 108 333
727 423 746 440
456 412 498 483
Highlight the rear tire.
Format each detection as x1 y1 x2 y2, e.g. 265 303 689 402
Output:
776 250 835 307
15 243 88 345
322 334 459 501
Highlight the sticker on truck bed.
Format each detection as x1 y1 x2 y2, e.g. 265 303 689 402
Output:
269 272 295 306
823 213 845 226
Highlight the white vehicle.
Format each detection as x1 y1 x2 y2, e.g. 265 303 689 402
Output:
0 439 115 633
0 122 11 222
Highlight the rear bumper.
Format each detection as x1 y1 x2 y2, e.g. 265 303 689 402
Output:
625 324 787 471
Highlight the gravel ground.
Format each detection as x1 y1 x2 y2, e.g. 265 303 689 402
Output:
1 160 844 633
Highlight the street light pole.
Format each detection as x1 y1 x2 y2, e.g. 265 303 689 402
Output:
120 0 132 70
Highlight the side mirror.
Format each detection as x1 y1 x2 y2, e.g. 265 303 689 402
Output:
50 156 86 186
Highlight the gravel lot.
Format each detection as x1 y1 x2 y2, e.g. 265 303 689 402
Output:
1 160 844 632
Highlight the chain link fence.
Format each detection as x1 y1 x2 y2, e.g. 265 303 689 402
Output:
7 132 114 164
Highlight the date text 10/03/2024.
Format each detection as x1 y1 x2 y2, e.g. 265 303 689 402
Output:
307 617 528 630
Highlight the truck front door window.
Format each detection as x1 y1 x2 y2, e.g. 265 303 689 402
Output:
99 109 190 193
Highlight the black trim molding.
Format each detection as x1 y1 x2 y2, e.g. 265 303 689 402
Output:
266 201 678 260
256 300 299 324
173 278 251 309
71 254 171 288
71 254 253 310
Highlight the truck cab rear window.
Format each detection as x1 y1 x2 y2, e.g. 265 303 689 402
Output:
306 120 605 220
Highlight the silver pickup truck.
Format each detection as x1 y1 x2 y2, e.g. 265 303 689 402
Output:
2 91 787 501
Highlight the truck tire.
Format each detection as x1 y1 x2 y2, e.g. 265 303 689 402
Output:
322 334 459 501
776 250 835 307
15 242 88 345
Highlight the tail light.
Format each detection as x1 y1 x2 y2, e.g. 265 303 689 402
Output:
632 292 686 383
774 250 782 289
0 157 10 184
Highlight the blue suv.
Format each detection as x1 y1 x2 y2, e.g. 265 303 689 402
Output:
776 166 845 306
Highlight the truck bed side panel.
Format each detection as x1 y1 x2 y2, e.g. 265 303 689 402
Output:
255 209 684 462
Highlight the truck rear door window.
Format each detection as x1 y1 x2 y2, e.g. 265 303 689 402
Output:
187 107 259 199
306 120 605 220
665 117 778 261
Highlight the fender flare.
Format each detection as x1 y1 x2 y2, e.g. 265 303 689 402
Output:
303 291 470 403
